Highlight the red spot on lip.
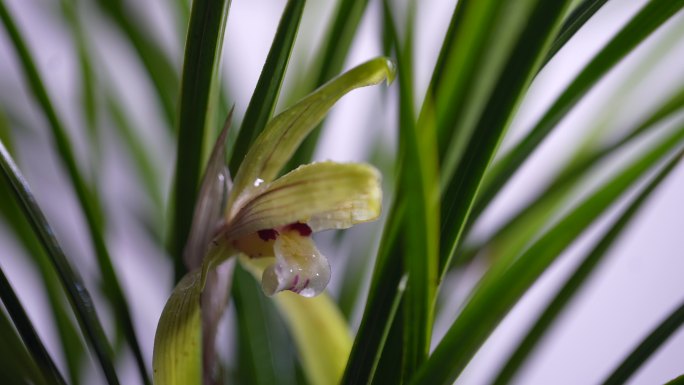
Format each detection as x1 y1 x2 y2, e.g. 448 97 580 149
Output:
287 222 312 236
257 229 278 241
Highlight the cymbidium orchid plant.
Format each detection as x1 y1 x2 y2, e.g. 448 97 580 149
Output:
153 57 394 385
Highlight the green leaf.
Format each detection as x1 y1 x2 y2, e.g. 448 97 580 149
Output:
240 258 354 385
462 84 684 271
603 298 684 384
542 0 609 67
171 0 232 281
93 0 179 126
227 57 395 210
381 0 439 379
288 0 373 167
491 149 684 385
0 176 85 385
0 4 148 381
0 309 51 385
229 0 307 174
0 265 66 384
0 140 119 384
232 265 299 385
438 0 573 276
474 0 684 223
341 203 407 384
412 122 684 385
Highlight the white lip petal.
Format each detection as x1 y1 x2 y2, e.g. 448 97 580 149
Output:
261 228 331 298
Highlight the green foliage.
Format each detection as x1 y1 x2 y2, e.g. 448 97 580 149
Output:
1 1 683 384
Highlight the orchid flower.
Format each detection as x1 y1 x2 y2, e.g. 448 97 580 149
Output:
154 57 394 385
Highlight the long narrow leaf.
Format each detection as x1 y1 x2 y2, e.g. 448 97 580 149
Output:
93 0 179 126
603 299 684 384
0 175 85 384
492 150 684 384
229 0 306 174
474 0 684 222
438 0 572 274
413 123 684 384
0 265 66 384
542 0 610 67
382 0 439 379
0 3 149 381
171 0 231 280
0 140 119 384
0 309 50 385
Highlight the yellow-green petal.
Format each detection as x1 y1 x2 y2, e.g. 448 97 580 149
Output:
153 270 202 385
227 57 395 214
226 161 382 239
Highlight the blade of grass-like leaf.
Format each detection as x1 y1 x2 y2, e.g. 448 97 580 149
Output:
473 0 684 224
0 140 119 384
0 308 50 385
412 123 684 385
106 93 164 224
171 0 231 281
286 0 372 168
458 84 684 271
93 0 179 126
603 299 684 385
491 150 683 385
0 265 66 384
382 0 439 378
239 258 355 385
228 0 306 174
438 0 572 274
341 203 407 384
0 4 147 383
232 265 298 385
0 177 85 385
542 0 609 67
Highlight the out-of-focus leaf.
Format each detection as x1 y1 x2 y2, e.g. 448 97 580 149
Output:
413 122 684 384
0 266 66 384
474 0 684 222
0 139 119 384
463 84 684 271
542 0 609 66
232 264 298 385
0 176 85 385
171 0 232 281
241 258 353 385
0 309 50 385
93 0 179 126
227 57 395 211
229 0 306 174
0 4 148 382
492 150 684 385
603 299 684 385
